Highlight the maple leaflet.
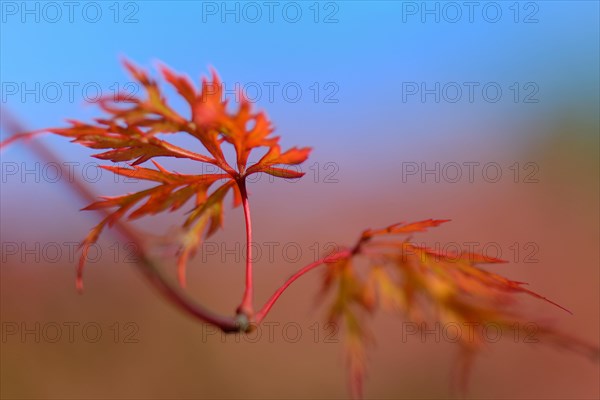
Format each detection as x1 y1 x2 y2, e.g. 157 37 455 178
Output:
1 59 597 399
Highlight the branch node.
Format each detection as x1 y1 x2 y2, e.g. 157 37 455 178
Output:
235 312 252 333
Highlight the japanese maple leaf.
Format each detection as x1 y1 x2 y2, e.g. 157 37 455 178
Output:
28 59 311 289
320 219 599 398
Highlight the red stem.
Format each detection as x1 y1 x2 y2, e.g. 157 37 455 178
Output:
237 180 254 317
254 249 351 324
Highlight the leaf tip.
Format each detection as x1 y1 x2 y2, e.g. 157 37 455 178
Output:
76 280 84 294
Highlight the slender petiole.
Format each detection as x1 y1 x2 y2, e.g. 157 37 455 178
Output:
254 249 351 324
237 179 255 317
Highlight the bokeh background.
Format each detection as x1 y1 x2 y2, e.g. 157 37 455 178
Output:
1 1 598 398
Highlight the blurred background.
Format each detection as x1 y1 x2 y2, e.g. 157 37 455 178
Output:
1 1 598 398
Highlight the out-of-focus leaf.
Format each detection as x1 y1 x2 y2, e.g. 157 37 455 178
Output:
320 220 598 398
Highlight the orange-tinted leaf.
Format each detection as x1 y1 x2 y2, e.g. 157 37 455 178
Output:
159 63 197 106
247 145 312 175
403 244 508 265
261 166 305 179
366 266 405 312
320 219 596 398
76 219 108 292
321 258 374 399
362 219 451 239
51 121 217 166
6 59 311 304
177 181 234 286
